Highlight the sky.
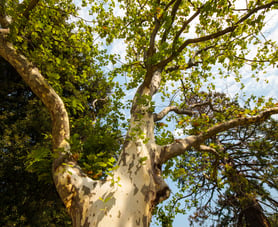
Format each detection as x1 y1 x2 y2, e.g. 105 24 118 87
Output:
75 1 278 226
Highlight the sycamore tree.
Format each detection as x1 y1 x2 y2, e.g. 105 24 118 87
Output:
1 0 278 227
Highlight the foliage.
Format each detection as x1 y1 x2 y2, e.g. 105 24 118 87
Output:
1 0 278 226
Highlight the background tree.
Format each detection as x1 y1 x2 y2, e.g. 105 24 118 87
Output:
1 0 278 226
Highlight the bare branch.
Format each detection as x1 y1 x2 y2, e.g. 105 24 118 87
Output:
159 107 278 164
198 145 219 156
92 97 108 110
154 106 193 121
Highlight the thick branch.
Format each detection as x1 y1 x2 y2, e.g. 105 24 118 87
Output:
199 107 278 141
154 106 193 121
0 36 94 218
147 21 160 59
159 107 278 164
0 37 69 151
0 28 9 34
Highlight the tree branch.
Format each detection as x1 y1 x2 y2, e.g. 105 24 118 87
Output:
0 28 9 35
161 0 182 43
154 106 193 121
0 37 69 152
146 0 165 60
159 107 278 164
172 5 202 50
165 44 215 72
22 0 40 19
0 35 98 218
199 107 278 141
198 145 219 156
176 1 278 53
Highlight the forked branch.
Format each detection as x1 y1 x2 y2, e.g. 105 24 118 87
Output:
154 106 194 122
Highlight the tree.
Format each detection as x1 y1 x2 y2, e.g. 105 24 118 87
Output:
1 0 278 226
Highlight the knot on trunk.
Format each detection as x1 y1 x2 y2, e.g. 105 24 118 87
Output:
154 184 171 205
153 163 171 205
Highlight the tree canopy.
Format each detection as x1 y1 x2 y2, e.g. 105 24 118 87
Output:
0 0 278 226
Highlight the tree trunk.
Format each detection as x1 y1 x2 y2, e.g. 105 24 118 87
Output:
223 160 270 227
53 111 170 227
237 198 271 227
